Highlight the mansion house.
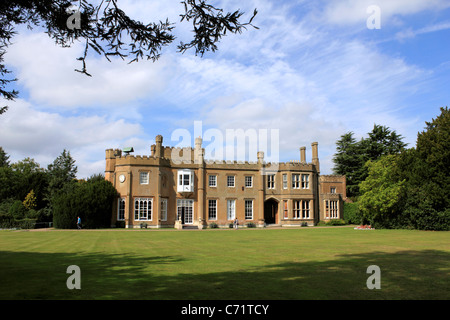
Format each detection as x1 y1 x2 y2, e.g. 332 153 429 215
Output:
105 135 346 229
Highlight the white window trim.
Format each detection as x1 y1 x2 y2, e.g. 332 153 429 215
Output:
134 198 152 221
245 176 253 188
208 199 217 220
227 175 235 188
209 175 217 187
139 172 149 185
227 199 236 220
302 200 310 219
177 199 194 224
325 199 339 219
245 199 253 220
117 198 125 221
292 174 300 189
301 174 310 189
282 174 288 189
267 174 275 189
161 198 168 221
177 169 194 192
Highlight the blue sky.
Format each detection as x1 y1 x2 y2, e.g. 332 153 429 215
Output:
1 0 449 178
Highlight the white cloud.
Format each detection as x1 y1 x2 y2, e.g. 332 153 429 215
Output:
6 32 173 109
322 0 450 26
0 99 147 178
1 0 447 177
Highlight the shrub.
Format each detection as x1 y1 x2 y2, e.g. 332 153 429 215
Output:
208 222 218 229
9 200 28 220
0 214 14 228
246 222 256 228
53 176 118 229
343 202 361 224
115 221 125 228
15 218 36 229
327 219 346 226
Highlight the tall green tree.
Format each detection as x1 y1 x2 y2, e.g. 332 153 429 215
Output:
47 149 77 190
364 124 407 160
46 149 78 217
332 124 407 198
332 132 364 197
398 107 450 230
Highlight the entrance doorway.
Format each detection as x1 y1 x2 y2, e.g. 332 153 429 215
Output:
177 199 193 224
264 199 278 224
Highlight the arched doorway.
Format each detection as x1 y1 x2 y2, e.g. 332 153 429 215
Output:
264 199 279 225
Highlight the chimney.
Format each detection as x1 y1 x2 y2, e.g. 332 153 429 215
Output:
300 147 306 163
311 142 320 173
155 135 163 158
257 151 264 164
194 136 204 164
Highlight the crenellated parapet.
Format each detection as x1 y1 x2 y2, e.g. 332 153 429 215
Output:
106 135 321 173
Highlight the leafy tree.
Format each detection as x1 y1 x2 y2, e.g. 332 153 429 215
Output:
0 166 17 200
0 0 258 111
23 189 37 210
9 200 28 220
398 107 450 230
358 155 405 228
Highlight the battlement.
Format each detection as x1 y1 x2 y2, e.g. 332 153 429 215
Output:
106 135 320 172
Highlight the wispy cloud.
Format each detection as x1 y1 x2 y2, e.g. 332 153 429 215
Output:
396 21 450 40
1 0 449 176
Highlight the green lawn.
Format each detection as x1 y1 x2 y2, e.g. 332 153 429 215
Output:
0 227 448 300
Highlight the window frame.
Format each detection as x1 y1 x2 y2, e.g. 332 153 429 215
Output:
301 174 310 189
134 198 152 221
117 198 125 221
208 199 217 220
209 175 217 187
245 176 253 188
282 174 288 189
227 199 236 220
292 174 300 189
227 175 235 188
267 174 275 189
245 199 253 220
160 198 168 221
139 172 149 185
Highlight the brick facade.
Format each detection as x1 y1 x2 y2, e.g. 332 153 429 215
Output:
105 135 346 229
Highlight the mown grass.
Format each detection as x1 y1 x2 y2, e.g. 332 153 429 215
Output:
0 227 448 300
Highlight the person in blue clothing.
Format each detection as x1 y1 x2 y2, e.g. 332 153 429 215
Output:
77 216 81 229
